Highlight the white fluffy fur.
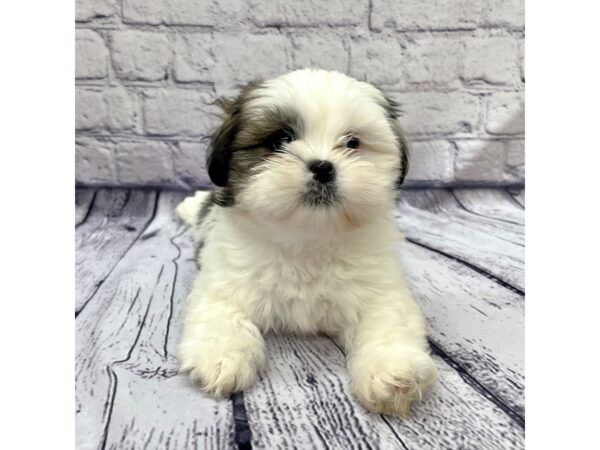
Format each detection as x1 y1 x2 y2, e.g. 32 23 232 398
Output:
177 69 437 416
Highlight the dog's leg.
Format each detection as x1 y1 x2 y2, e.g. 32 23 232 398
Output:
175 190 210 228
177 288 265 398
342 287 438 416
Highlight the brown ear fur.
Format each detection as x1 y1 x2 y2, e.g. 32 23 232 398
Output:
379 94 409 188
207 81 263 187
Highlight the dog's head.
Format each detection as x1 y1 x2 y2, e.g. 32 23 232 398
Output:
207 69 408 231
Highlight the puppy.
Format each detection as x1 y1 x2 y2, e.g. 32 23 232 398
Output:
176 69 437 416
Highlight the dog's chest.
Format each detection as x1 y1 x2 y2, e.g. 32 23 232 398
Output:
237 242 363 333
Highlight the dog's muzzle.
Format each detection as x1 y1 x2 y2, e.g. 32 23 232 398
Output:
303 160 338 207
308 159 336 184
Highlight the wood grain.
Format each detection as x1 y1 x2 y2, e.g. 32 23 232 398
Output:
75 188 525 450
507 188 525 208
243 334 524 450
76 192 235 450
400 190 524 246
396 190 524 291
400 240 524 417
245 335 405 450
76 188 96 227
385 351 524 450
452 189 524 226
75 189 157 315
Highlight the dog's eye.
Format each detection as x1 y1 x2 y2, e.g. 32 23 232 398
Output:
347 136 360 149
266 128 295 151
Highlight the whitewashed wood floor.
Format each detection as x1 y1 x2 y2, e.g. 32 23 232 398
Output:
75 188 525 450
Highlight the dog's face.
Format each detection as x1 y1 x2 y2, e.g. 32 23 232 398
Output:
207 69 408 231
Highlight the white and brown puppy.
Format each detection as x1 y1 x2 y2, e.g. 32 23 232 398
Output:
176 69 437 415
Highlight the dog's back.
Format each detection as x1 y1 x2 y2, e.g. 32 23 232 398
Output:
176 191 216 266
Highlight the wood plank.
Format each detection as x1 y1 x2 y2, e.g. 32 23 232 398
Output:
452 189 524 226
245 335 405 450
75 189 157 314
75 188 524 449
399 240 524 417
400 190 524 246
507 188 525 208
76 192 235 450
396 190 524 291
385 351 524 450
244 335 524 450
76 188 96 227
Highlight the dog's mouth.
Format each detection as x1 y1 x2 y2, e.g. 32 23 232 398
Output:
302 181 339 207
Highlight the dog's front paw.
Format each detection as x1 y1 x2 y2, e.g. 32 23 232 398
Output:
350 347 437 416
178 342 265 398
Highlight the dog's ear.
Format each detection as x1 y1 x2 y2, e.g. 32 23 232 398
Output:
380 94 410 189
207 81 262 187
207 96 240 187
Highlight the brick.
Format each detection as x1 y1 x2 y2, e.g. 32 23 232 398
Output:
455 140 505 181
111 31 170 81
393 92 481 135
143 89 217 136
462 37 520 85
123 0 248 25
291 32 348 73
76 89 106 131
406 141 454 182
404 37 461 87
349 35 404 85
105 87 137 132
209 34 291 85
173 142 212 188
518 40 525 83
485 92 524 135
76 0 118 21
76 30 108 79
122 0 162 24
123 0 164 25
504 139 525 182
76 87 137 132
115 141 175 186
249 0 366 26
76 139 116 184
174 33 291 84
173 33 214 82
482 0 524 28
371 0 481 31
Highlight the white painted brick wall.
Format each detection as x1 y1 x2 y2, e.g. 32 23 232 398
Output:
115 141 175 185
370 0 481 31
110 31 171 81
142 88 217 136
75 87 137 132
76 30 108 79
75 0 524 189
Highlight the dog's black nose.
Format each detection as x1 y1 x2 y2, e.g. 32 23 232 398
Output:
308 160 335 183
